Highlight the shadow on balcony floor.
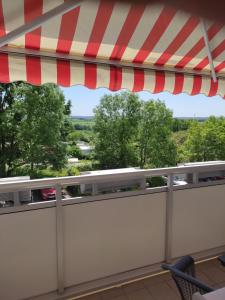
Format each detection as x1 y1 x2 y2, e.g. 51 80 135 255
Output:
76 258 225 300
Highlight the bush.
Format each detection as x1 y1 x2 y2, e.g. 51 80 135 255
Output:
67 166 80 176
66 185 81 197
77 160 100 172
11 165 32 177
11 165 80 179
67 145 84 159
35 168 68 178
146 176 167 188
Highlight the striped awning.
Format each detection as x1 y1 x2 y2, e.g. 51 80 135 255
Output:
0 0 225 97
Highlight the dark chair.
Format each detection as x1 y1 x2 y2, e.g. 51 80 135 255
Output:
162 256 214 300
218 254 225 267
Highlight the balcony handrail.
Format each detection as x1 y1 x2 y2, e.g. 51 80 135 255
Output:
0 162 225 192
1 161 225 299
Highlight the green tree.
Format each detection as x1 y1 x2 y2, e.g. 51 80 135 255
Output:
182 117 225 162
61 99 73 142
0 82 24 177
181 121 204 162
172 130 189 162
17 84 69 171
138 100 176 168
94 92 141 169
172 118 192 132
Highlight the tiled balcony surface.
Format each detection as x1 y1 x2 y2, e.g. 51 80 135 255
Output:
78 258 225 300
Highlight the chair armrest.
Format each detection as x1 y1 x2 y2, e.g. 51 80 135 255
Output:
218 255 225 267
193 292 206 300
162 264 214 294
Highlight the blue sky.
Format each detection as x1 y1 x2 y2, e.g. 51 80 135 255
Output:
61 86 225 117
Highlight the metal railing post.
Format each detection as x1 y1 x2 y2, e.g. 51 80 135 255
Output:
13 191 20 206
193 172 199 184
55 184 64 295
165 173 174 263
92 183 98 196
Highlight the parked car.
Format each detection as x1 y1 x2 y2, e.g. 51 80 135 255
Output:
40 188 56 201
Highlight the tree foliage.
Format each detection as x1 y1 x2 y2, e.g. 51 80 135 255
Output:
18 84 69 170
182 117 225 162
0 83 72 177
0 82 24 177
94 92 141 168
138 100 176 168
94 93 176 169
172 118 192 132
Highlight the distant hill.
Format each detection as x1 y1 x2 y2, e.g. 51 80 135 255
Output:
71 116 208 121
175 117 208 121
71 116 94 120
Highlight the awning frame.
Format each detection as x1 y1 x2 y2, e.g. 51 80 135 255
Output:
0 0 222 89
0 0 84 48
1 45 224 81
201 19 217 82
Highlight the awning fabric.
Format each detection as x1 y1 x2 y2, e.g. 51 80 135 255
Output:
0 0 225 97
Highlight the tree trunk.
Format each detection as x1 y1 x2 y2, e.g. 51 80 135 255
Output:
0 160 7 177
31 161 34 172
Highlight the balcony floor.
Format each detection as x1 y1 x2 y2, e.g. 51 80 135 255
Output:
79 258 225 300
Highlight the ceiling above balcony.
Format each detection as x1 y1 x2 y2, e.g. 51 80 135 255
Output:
0 0 225 97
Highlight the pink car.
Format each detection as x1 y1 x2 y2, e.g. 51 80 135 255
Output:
40 188 56 201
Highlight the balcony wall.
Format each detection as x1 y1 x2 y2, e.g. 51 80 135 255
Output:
63 192 166 287
172 184 225 257
0 163 225 300
0 208 57 300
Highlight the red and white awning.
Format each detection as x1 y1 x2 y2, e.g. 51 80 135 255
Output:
0 0 225 97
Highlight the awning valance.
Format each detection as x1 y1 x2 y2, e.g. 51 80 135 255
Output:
0 0 225 97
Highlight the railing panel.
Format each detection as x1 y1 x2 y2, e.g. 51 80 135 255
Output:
63 193 166 287
172 184 225 258
0 208 57 300
1 163 225 299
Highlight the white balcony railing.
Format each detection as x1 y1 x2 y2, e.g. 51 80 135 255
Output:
1 162 225 300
